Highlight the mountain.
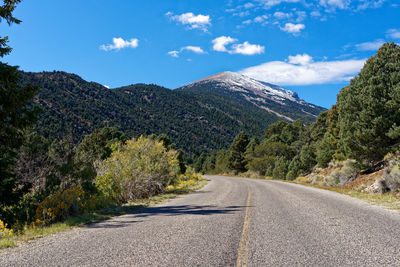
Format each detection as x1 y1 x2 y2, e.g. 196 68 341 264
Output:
177 71 323 122
21 70 325 156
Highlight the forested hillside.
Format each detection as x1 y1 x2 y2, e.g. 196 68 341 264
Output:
20 71 323 156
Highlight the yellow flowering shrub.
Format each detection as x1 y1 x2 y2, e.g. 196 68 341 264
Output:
166 168 203 191
0 220 13 238
34 186 84 225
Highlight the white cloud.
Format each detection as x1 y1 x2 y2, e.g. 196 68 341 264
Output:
355 39 385 51
273 11 292 19
288 53 313 65
319 0 351 10
231 42 265 55
168 50 180 58
244 2 255 8
271 10 305 23
254 15 269 24
212 36 237 52
387 28 400 39
243 15 269 25
225 8 236 12
183 46 205 54
234 11 250 17
100 37 139 51
310 10 321 17
103 85 110 89
212 36 264 55
357 0 385 10
168 46 205 58
259 0 301 9
239 54 366 85
166 12 211 32
295 11 307 22
280 23 305 34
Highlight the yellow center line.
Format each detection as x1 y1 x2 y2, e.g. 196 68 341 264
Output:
236 186 251 267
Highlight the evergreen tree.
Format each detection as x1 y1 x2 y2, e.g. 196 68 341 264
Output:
194 153 206 173
286 155 302 180
299 144 316 172
272 156 289 179
244 136 259 162
264 121 290 143
227 131 249 172
177 151 187 174
310 111 328 142
156 133 176 150
0 63 38 208
201 152 216 174
0 0 21 57
337 42 400 165
315 133 334 168
214 150 230 174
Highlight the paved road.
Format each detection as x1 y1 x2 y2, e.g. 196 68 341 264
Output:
1 176 400 266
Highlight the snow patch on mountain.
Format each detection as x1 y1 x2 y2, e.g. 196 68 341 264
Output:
189 71 301 104
179 71 324 122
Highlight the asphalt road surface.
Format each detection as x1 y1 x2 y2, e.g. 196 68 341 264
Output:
1 175 400 266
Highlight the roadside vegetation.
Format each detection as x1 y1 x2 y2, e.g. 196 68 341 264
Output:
0 1 207 249
196 42 400 208
0 169 205 249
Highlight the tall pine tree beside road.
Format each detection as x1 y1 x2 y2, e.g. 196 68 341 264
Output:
337 42 400 165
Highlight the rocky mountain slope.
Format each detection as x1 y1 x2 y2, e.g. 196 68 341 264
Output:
178 71 324 122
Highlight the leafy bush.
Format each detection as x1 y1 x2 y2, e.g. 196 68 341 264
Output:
96 136 179 203
324 160 358 186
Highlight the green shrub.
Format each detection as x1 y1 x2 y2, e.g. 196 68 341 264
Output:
382 159 400 192
324 160 358 186
96 136 179 203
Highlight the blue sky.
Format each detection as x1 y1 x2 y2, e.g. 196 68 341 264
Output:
1 0 399 108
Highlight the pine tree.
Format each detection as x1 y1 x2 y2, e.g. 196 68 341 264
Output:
299 144 316 172
228 131 249 172
286 155 302 180
315 133 334 168
0 63 38 207
272 156 289 179
0 0 40 214
194 153 206 173
337 42 400 165
0 0 22 57
244 136 259 163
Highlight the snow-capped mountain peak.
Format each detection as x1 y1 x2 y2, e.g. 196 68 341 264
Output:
188 71 300 103
178 71 323 122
